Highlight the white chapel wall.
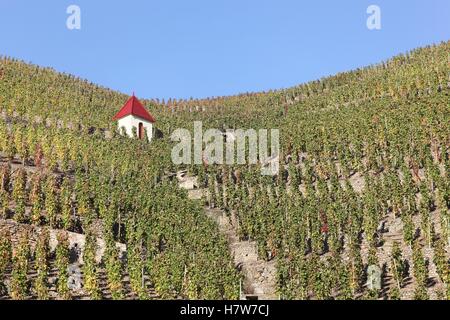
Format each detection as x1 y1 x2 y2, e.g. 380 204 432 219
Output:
118 115 153 141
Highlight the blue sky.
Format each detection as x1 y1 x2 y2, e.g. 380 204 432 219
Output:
0 0 449 99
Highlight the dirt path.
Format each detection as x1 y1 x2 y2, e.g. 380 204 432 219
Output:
178 173 278 300
205 208 277 300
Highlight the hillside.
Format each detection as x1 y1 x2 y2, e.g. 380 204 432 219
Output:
0 41 448 300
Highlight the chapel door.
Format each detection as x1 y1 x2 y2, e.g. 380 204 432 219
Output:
138 122 144 140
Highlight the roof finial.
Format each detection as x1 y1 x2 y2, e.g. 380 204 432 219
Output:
132 91 135 97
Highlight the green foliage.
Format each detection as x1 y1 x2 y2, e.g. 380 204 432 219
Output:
60 177 74 231
12 168 27 223
44 175 60 228
82 230 102 300
30 173 44 225
391 241 408 289
412 241 429 300
55 232 71 300
103 223 124 300
10 232 30 300
34 229 50 300
433 238 449 285
0 230 12 295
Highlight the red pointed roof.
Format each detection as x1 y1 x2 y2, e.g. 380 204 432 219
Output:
113 95 156 123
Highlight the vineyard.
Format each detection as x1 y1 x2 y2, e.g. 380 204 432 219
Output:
0 41 448 300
